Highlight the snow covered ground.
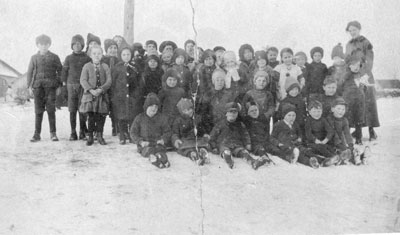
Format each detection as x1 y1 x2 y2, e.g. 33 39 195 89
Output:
0 98 399 235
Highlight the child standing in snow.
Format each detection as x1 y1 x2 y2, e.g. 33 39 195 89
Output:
222 51 249 101
130 93 171 169
142 54 164 97
305 47 329 100
251 51 278 96
79 45 112 146
27 34 63 142
192 49 217 100
61 34 91 141
328 43 346 96
238 44 255 76
170 48 192 95
266 46 279 69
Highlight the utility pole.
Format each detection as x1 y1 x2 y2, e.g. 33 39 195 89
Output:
124 0 135 44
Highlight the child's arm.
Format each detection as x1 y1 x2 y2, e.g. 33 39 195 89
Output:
171 118 182 148
26 56 35 88
322 118 334 144
61 56 70 85
54 55 63 86
240 123 252 151
270 122 282 147
100 64 112 92
80 64 92 92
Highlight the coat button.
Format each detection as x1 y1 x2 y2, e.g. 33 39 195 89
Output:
126 73 129 76
126 94 129 98
126 84 129 87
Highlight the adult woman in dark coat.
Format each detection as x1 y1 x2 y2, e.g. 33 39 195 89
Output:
345 20 379 141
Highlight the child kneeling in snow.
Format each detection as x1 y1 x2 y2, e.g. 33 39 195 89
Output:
209 102 267 170
171 98 210 165
130 93 171 168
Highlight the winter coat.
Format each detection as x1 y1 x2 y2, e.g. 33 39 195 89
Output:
27 51 62 88
61 52 91 84
270 120 301 147
242 89 275 119
209 119 251 151
171 114 208 144
111 61 143 121
130 112 171 145
327 62 346 96
79 62 112 114
158 86 186 119
192 64 216 98
305 116 334 144
202 88 236 126
305 61 328 96
315 93 339 118
224 67 250 99
166 64 192 95
326 114 353 148
279 94 307 128
142 68 163 97
243 115 270 148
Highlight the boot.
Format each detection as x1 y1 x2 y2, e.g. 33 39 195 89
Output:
369 128 377 141
97 133 107 145
198 148 209 165
361 146 372 165
86 132 94 146
50 132 59 141
290 147 300 164
339 149 351 165
222 151 234 169
309 157 320 169
69 131 78 141
252 155 269 170
353 148 361 165
188 151 199 162
79 131 87 140
158 152 170 168
112 127 117 137
119 131 126 145
30 132 41 142
322 155 340 167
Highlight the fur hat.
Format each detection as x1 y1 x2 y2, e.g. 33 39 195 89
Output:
225 102 241 113
104 39 118 53
159 41 177 53
212 68 226 84
184 39 196 48
346 21 361 31
145 40 158 50
331 43 344 59
332 97 347 107
132 42 145 56
295 51 307 60
36 34 51 45
200 49 216 63
87 33 101 47
172 48 188 64
307 100 323 111
281 103 296 118
238 44 254 62
213 46 226 52
254 50 268 62
143 93 160 110
285 76 301 93
222 51 237 63
310 47 324 58
176 98 193 115
164 68 179 80
71 34 84 50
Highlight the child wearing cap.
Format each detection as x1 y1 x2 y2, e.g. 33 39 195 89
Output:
316 76 340 118
27 34 63 142
144 40 158 57
61 34 92 141
305 47 328 100
161 51 174 73
266 47 279 68
222 51 249 101
328 43 346 96
305 100 340 166
192 49 217 100
209 102 266 170
142 54 164 97
269 103 321 168
130 93 171 169
172 98 210 165
238 44 255 76
85 33 101 55
213 46 226 68
111 47 142 145
171 48 192 95
79 45 112 146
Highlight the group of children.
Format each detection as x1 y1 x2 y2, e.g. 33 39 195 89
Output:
27 29 375 169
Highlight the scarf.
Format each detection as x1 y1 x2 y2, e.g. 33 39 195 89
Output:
225 66 240 89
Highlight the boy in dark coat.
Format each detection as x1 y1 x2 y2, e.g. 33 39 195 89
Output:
192 49 217 100
61 34 92 141
171 48 192 95
209 102 266 169
111 47 142 145
305 47 328 100
316 76 340 118
27 34 63 142
130 93 171 169
141 54 164 97
172 98 210 165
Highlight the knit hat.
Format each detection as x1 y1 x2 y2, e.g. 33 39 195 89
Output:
143 93 160 110
184 39 196 48
238 44 254 62
285 76 301 93
86 33 101 47
332 97 347 107
222 51 237 64
132 42 145 56
36 34 51 45
281 103 296 118
310 47 324 58
172 48 188 64
331 43 344 59
254 50 268 62
104 39 118 53
145 40 158 50
176 98 193 114
225 102 241 113
307 100 322 111
213 46 226 52
200 49 216 63
346 21 361 31
159 40 177 53
71 34 85 50
295 51 307 60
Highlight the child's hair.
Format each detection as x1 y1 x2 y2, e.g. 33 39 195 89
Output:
295 51 307 61
104 39 118 53
119 47 132 60
172 48 188 64
266 46 279 54
89 45 103 56
253 70 270 85
132 42 145 56
200 49 216 63
307 100 323 111
163 68 179 82
254 50 268 62
222 51 237 67
280 48 294 59
310 47 324 58
36 34 51 45
144 54 163 74
71 34 84 50
323 76 337 86
145 40 158 50
184 39 196 48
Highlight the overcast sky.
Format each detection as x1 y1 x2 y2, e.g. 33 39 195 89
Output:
1 0 399 79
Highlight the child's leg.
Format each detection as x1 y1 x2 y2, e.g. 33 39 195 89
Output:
95 113 107 145
297 147 320 169
220 146 234 169
44 87 57 139
86 112 95 146
118 119 127 144
78 112 88 139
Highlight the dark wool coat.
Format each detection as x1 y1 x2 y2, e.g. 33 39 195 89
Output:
202 88 236 126
61 52 91 84
225 67 250 99
101 55 119 71
158 86 186 118
192 64 216 98
242 89 275 119
171 114 208 144
111 62 143 121
342 71 365 127
326 114 353 148
327 62 346 96
171 64 193 95
270 120 301 147
209 119 251 151
315 93 339 118
305 61 328 96
141 68 164 98
305 116 334 143
243 115 270 148
130 112 171 145
279 94 307 129
27 51 63 88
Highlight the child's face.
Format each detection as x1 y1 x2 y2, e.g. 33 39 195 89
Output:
182 108 194 117
243 49 253 61
72 43 83 53
331 104 346 118
284 111 296 125
247 106 259 119
323 83 337 96
213 75 225 90
163 45 174 54
37 43 50 54
166 77 177 88
121 49 132 63
90 48 103 64
282 52 293 65
295 56 306 67
309 107 322 120
254 76 267 90
175 55 185 65
333 56 343 66
204 57 214 67
146 104 158 117
288 87 299 97
148 59 158 69
88 41 99 49
113 37 123 47
162 53 172 63
267 51 277 62
215 50 225 65
185 43 195 57
224 59 236 68
349 61 361 73
312 52 322 63
348 26 360 39
226 110 238 122
146 44 157 54
107 45 118 57
257 59 267 68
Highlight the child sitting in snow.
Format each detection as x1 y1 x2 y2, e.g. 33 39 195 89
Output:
130 93 171 169
328 43 346 96
316 76 340 118
209 102 266 170
171 98 210 165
